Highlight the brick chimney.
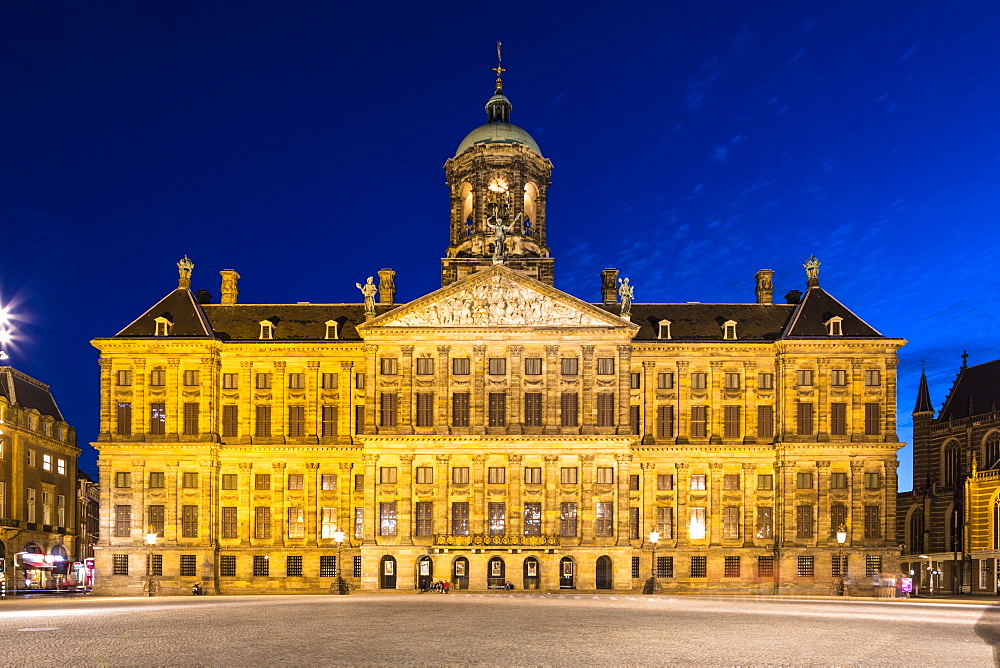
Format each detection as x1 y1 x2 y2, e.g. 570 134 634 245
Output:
601 269 619 305
755 269 774 305
219 270 240 306
378 268 396 305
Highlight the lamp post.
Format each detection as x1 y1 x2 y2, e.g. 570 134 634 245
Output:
645 530 661 594
144 531 158 597
836 524 848 596
333 530 348 595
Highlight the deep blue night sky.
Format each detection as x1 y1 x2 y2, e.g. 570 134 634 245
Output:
3 1 999 487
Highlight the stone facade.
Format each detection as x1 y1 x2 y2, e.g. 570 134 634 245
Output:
91 77 905 596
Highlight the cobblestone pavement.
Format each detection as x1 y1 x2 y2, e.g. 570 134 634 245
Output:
1 592 996 666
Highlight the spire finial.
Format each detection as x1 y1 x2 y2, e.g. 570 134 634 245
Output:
492 41 505 92
962 350 969 369
177 255 194 289
804 255 820 288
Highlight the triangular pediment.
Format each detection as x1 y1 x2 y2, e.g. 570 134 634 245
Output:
365 265 634 330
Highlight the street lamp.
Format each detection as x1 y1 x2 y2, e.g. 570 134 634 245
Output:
836 524 848 596
333 530 348 595
144 530 158 597
646 530 661 594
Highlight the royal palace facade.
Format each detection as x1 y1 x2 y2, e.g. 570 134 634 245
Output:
91 70 905 595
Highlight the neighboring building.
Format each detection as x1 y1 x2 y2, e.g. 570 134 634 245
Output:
76 471 100 561
900 357 1000 595
91 69 905 595
0 366 80 589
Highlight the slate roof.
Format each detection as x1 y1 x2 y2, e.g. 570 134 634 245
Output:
0 367 65 421
937 359 1000 422
202 304 385 341
781 286 883 338
115 288 213 338
598 303 795 341
914 370 934 413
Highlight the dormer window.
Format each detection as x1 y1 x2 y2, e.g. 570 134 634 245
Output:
325 320 339 340
825 316 843 336
259 320 274 340
658 320 672 340
722 320 738 340
154 316 172 337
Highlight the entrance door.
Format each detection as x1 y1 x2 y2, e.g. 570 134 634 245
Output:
522 557 540 590
379 555 397 589
487 556 506 589
453 557 469 589
559 557 575 589
417 557 433 590
596 555 613 589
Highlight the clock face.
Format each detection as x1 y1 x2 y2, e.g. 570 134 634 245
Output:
487 176 509 194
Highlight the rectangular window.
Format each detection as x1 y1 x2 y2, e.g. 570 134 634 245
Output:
488 467 506 485
831 403 847 436
354 474 364 491
320 507 337 538
113 554 129 576
488 502 506 535
379 502 397 536
723 506 741 539
415 502 433 536
415 358 434 375
452 467 470 484
26 488 36 523
452 358 470 375
757 405 774 439
758 373 774 390
656 556 674 578
865 472 881 490
115 471 131 489
287 372 305 389
415 393 434 427
597 358 615 375
689 508 707 540
287 474 304 490
355 374 365 390
865 370 881 386
756 506 773 539
864 505 881 538
285 555 303 577
222 405 238 438
797 556 815 577
320 474 337 491
321 372 338 389
287 406 305 437
117 369 133 386
524 502 541 536
723 405 741 439
866 555 882 578
380 358 398 375
353 555 362 578
182 472 199 489
561 357 579 376
560 467 578 485
690 474 707 491
183 370 199 386
182 402 199 435
144 471 164 489
523 357 542 375
114 504 131 538
355 405 364 433
657 372 674 389
380 393 398 427
253 555 269 577
630 372 641 389
524 392 542 427
757 556 774 578
832 555 848 578
560 393 579 427
656 405 674 439
597 392 615 427
452 392 470 427
724 372 740 390
223 373 238 389
831 369 848 386
596 467 614 484
831 472 848 490
595 501 614 537
724 556 741 578
797 370 813 386
488 393 507 427
116 402 132 436
657 474 674 491
831 504 847 535
560 502 578 536
630 405 640 435
657 506 674 539
488 358 507 375
690 555 707 578
149 369 166 386
796 505 814 539
181 505 198 537
149 403 166 435
378 467 397 485
865 403 881 435
255 507 271 539
144 554 162 577
690 405 707 438
451 502 469 536
723 474 740 490
255 474 271 491
221 506 238 539
796 403 814 436
757 474 773 490
524 467 542 485
354 508 363 539
629 507 640 540
256 373 272 390
42 454 52 472
147 504 165 537
321 405 338 437
797 472 813 489
414 467 433 485
255 405 272 437
690 373 707 390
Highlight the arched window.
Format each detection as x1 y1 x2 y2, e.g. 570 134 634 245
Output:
523 182 538 236
487 556 506 589
378 555 396 589
943 442 960 487
985 432 1000 471
596 555 613 589
909 510 924 555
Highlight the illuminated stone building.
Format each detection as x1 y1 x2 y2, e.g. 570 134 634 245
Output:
0 366 80 588
899 357 1000 595
91 69 905 596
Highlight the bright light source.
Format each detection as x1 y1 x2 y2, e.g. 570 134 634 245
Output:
332 530 345 544
648 530 660 544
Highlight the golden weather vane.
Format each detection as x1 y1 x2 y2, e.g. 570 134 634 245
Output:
492 41 505 91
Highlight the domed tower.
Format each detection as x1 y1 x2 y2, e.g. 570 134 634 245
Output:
441 49 554 287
